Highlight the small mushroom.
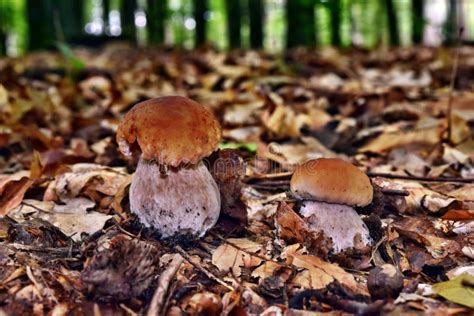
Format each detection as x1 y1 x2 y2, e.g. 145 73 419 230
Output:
116 96 222 238
290 158 373 253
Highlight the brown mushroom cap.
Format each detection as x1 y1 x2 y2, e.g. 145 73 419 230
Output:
116 96 221 167
290 158 373 207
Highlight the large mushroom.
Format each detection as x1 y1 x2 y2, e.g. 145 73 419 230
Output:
290 158 373 253
116 96 222 238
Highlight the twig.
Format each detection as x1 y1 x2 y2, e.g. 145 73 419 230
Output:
369 236 388 264
147 253 184 316
245 179 291 186
367 172 474 184
6 243 80 256
253 181 290 186
175 246 235 292
112 219 140 239
250 172 293 179
26 266 43 299
3 267 26 284
161 279 179 316
21 201 52 213
119 304 138 316
379 188 410 196
247 184 289 191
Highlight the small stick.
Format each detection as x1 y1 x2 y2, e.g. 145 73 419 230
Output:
147 253 184 316
7 243 80 256
112 219 140 239
119 304 138 316
26 266 43 299
379 188 410 196
247 184 289 191
175 246 235 292
251 172 293 179
367 172 474 184
247 180 291 186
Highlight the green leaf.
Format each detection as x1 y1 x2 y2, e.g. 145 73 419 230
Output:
219 142 257 153
55 42 85 71
432 274 474 308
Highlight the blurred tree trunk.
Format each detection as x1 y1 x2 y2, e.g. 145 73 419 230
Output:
286 0 316 48
53 0 84 42
412 0 424 44
0 1 7 55
445 0 458 45
27 0 55 50
193 0 207 47
0 31 5 55
103 0 110 33
248 0 263 49
330 0 341 46
121 0 137 42
147 0 166 44
385 0 400 46
226 0 241 48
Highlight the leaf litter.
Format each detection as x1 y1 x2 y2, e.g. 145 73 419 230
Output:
0 45 473 314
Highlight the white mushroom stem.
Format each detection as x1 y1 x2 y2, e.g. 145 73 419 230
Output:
299 201 372 253
130 157 221 238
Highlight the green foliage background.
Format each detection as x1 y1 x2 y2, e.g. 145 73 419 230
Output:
0 0 467 55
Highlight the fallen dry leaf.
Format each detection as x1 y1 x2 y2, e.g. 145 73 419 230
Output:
0 177 34 216
251 261 281 280
2 43 474 314
9 199 111 241
393 218 461 259
29 150 44 179
260 137 338 168
289 254 368 296
212 238 263 277
360 122 441 153
401 182 459 213
275 202 332 257
242 187 286 221
261 104 310 138
44 163 129 202
446 266 474 279
441 209 474 221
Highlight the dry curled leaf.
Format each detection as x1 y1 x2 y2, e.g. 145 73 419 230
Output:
289 254 368 296
44 163 130 202
393 218 461 259
212 238 263 277
275 202 332 257
0 177 34 216
251 261 281 280
360 122 441 153
9 199 111 241
182 292 223 315
401 182 459 213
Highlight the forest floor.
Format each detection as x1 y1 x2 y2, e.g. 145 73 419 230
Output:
0 44 473 315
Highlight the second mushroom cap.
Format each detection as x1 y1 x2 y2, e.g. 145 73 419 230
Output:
290 158 373 207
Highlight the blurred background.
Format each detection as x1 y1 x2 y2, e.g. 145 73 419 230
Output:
0 0 470 56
